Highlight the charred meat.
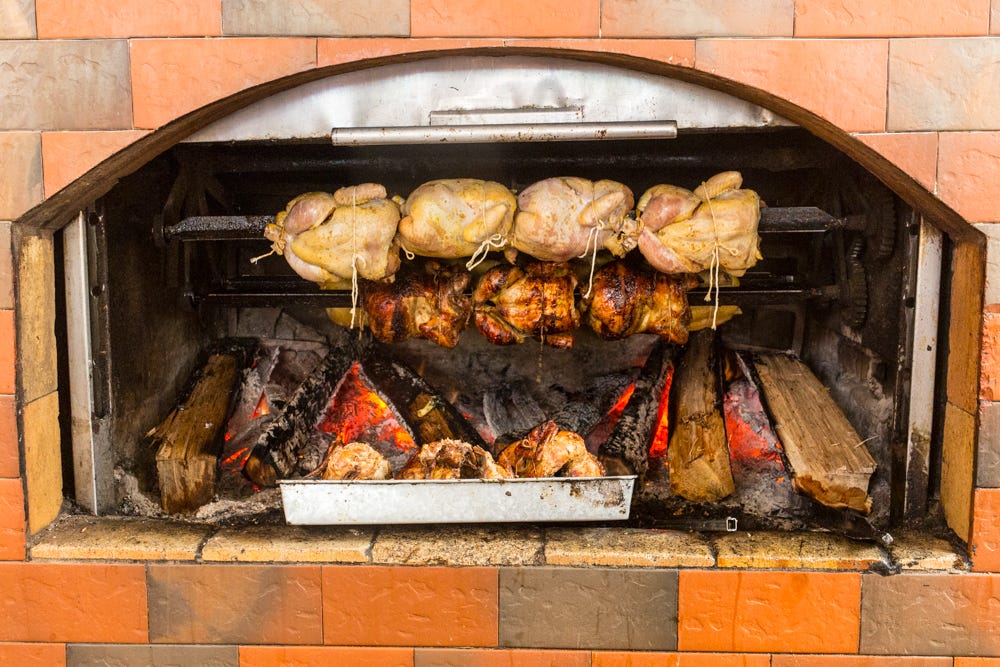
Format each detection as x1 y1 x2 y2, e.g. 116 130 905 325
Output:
497 420 605 478
396 439 512 479
309 441 391 481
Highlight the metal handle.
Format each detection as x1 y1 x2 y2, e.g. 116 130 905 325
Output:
330 120 678 146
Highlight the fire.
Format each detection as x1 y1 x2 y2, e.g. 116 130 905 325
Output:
607 383 636 426
221 447 250 467
317 362 416 452
647 367 674 458
724 378 784 466
250 393 270 419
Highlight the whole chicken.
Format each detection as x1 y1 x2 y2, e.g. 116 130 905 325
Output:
583 261 697 344
398 179 517 259
264 184 401 287
637 171 762 277
310 441 391 480
497 421 605 478
396 439 512 480
362 262 472 348
473 262 581 348
510 177 639 262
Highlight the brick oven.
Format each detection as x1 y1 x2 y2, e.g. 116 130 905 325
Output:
3 2 1000 665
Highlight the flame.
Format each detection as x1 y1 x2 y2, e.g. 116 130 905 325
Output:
317 362 416 452
723 379 784 466
647 367 674 458
607 383 635 426
221 447 250 466
251 393 270 419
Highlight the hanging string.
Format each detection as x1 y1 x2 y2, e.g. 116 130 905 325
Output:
702 186 722 330
402 246 415 260
349 187 360 329
465 183 505 271
578 225 601 299
249 247 276 264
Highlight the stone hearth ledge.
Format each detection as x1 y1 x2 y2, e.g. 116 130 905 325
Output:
27 515 967 571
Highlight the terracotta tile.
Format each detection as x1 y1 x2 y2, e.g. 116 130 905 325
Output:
500 567 677 650
0 0 36 38
695 39 888 133
411 0 600 37
958 659 1000 666
323 566 497 647
860 572 1000 655
147 564 321 644
223 0 408 36
67 644 237 666
41 131 149 197
544 527 713 568
416 648 590 666
677 570 861 653
36 0 221 38
973 488 1000 572
201 525 372 563
888 529 967 571
0 395 17 478
17 233 57 404
773 657 952 666
602 0 793 37
984 309 1000 401
854 132 938 191
889 40 1000 132
0 221 12 309
30 515 211 561
0 311 13 395
0 133 42 219
0 562 147 642
373 526 543 566
241 646 413 667
939 131 1000 223
130 38 316 129
20 392 62 535
318 37 505 66
0 41 131 131
795 0 989 37
713 531 888 570
502 39 696 66
593 653 771 667
0 479 24 560
0 643 65 666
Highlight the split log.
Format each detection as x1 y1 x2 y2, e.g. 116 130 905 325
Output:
153 353 240 513
668 330 735 502
753 353 876 513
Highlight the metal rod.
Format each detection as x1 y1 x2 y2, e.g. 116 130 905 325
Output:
330 121 679 146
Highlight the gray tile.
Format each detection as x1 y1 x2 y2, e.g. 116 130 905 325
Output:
223 0 408 36
68 644 237 667
979 401 1000 488
0 0 35 39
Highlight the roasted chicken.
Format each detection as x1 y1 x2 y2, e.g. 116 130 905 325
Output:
472 261 581 348
362 262 471 348
510 177 639 262
398 179 517 258
396 439 512 480
637 171 762 277
497 421 605 478
264 184 401 287
583 261 696 344
310 441 391 480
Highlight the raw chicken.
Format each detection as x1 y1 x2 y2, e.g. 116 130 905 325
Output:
497 421 605 478
583 261 696 343
398 179 516 258
310 441 391 480
362 262 471 348
472 261 581 348
637 171 762 277
396 439 512 480
510 177 639 262
264 184 401 287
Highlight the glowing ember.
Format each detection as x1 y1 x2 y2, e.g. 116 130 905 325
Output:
647 367 674 458
221 447 250 467
250 393 270 420
317 362 416 452
724 377 784 466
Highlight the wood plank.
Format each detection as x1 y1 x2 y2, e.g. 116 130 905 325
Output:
667 330 735 502
153 353 240 513
754 353 876 513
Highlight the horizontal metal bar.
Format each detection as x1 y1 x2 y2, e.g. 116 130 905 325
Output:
330 121 679 146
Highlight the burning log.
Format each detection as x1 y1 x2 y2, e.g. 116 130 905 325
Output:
152 352 241 513
668 330 735 502
753 353 876 513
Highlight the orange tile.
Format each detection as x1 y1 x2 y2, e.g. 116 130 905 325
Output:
773 656 952 666
972 488 1000 572
795 0 989 37
0 479 24 561
0 643 65 666
36 0 221 38
0 311 13 395
678 570 861 653
957 659 1000 666
130 38 316 129
854 132 938 191
938 131 1000 223
240 646 413 667
317 38 505 67
411 0 600 37
0 395 17 479
418 648 591 666
323 566 498 647
503 39 696 66
41 131 149 197
594 652 771 666
982 307 1000 402
0 562 148 642
695 39 888 133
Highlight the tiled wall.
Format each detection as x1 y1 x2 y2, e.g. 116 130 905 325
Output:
2 1 1000 663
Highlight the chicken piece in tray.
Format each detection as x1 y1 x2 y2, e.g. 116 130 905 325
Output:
472 261 581 348
582 260 697 344
398 179 517 259
264 184 401 287
510 177 639 262
396 439 512 480
637 171 762 277
497 420 605 478
308 441 391 480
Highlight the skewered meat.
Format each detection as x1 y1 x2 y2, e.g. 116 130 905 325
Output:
397 439 512 479
398 179 517 258
310 441 391 480
264 184 401 286
583 261 696 343
362 262 471 348
497 421 605 478
473 261 581 348
637 171 762 277
510 177 639 262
